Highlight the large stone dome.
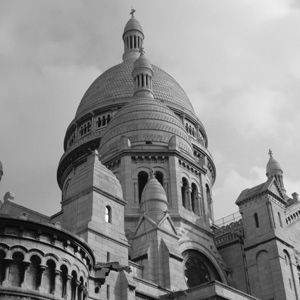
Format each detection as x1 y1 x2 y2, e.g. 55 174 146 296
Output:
75 60 195 119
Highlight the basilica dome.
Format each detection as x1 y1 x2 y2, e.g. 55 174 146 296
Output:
75 61 195 120
57 12 213 190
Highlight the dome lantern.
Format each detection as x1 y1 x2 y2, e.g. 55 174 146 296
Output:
122 9 144 61
132 48 154 99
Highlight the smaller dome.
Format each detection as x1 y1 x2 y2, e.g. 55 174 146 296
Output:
133 51 153 72
98 98 194 160
266 149 283 178
140 170 168 223
123 11 144 37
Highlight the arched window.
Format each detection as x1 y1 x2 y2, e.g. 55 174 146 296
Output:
10 252 24 287
60 265 68 299
155 171 164 187
71 271 77 300
191 183 198 214
181 177 189 208
183 250 221 288
105 206 112 223
78 276 84 300
256 250 274 299
254 213 259 228
44 260 56 294
0 250 5 284
27 255 41 290
138 171 149 203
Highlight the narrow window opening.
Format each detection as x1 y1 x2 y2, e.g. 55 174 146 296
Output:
278 212 283 228
181 178 189 208
141 74 145 87
254 213 259 228
191 183 198 214
60 265 68 299
107 252 110 262
97 117 101 127
138 171 149 203
145 141 152 144
105 206 112 223
106 284 110 299
156 171 164 187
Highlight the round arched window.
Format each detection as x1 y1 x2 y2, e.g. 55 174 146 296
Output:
185 257 210 287
183 250 221 288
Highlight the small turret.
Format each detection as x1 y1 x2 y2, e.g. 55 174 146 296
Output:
266 149 286 194
122 9 144 61
132 48 154 99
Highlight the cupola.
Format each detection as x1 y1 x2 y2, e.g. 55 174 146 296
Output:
132 48 154 98
140 170 168 223
266 149 286 194
123 9 144 61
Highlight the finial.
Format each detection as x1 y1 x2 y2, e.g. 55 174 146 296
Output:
139 47 145 55
268 149 273 158
149 168 156 179
130 7 136 18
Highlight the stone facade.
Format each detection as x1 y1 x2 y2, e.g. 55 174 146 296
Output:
0 10 299 300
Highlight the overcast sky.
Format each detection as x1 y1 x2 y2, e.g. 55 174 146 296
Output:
1 0 300 221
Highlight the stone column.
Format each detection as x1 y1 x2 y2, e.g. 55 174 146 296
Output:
21 260 30 288
65 274 72 300
38 264 47 293
2 258 12 287
54 269 61 297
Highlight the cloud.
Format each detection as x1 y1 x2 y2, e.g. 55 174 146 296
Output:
213 166 266 220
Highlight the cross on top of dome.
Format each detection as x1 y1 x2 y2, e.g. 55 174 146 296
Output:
269 149 273 157
130 8 136 18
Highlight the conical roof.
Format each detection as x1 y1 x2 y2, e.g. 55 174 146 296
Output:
140 170 168 223
133 51 153 72
123 10 143 36
266 149 283 177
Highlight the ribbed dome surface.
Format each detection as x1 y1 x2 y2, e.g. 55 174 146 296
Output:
141 175 167 204
140 174 168 223
133 53 153 71
98 98 194 159
75 60 195 119
123 16 143 35
266 155 283 176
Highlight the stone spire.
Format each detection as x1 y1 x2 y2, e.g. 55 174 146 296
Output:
122 9 144 61
132 48 154 99
266 149 286 194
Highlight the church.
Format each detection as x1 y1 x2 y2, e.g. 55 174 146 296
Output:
0 10 300 300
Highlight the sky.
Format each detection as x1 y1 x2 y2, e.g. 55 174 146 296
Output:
1 0 300 221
